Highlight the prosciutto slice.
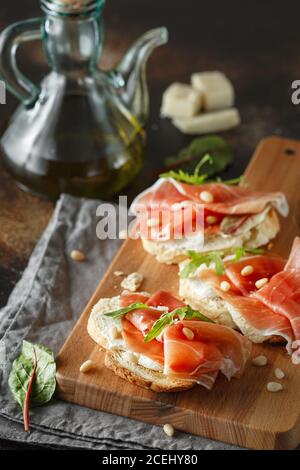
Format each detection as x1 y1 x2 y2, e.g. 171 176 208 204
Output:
198 269 293 349
130 178 288 239
164 321 251 380
225 255 285 296
254 238 300 354
131 179 289 216
119 290 251 388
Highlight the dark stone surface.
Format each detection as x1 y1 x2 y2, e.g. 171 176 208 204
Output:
1 0 300 450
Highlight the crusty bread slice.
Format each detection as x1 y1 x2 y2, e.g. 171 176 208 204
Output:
141 209 280 264
87 295 195 392
104 350 194 392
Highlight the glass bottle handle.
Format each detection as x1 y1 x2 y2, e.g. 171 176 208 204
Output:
0 18 42 107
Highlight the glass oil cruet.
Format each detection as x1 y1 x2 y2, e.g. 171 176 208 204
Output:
0 0 168 199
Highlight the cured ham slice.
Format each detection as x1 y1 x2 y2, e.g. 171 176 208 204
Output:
225 255 285 296
254 239 300 353
198 269 294 348
131 179 288 217
130 178 288 240
146 290 185 310
164 321 251 380
121 318 165 364
121 290 185 334
120 292 150 307
254 271 300 353
284 237 300 270
119 290 251 387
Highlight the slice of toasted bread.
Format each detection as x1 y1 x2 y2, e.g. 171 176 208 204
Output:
87 295 195 392
104 350 194 392
141 209 280 264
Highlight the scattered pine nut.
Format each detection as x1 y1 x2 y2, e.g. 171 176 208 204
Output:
252 355 268 367
110 325 121 340
255 277 268 289
206 215 217 225
220 281 231 292
79 359 94 373
267 242 273 251
114 270 124 277
182 327 194 340
163 423 175 437
200 190 214 203
274 368 285 380
241 265 254 276
267 381 283 392
70 249 86 262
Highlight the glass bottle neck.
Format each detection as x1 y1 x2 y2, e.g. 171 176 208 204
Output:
42 9 103 77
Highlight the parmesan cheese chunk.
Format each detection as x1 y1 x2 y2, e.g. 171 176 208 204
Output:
173 108 240 135
191 71 235 111
121 272 144 292
161 83 202 119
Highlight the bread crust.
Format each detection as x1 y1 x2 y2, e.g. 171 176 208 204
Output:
141 209 280 264
105 350 195 392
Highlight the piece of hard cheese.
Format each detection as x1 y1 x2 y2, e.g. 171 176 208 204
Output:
161 82 202 119
173 108 240 135
191 71 235 111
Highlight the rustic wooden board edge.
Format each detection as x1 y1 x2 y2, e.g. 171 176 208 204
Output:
56 136 300 450
55 373 300 450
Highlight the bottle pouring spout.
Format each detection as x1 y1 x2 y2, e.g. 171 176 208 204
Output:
114 27 168 125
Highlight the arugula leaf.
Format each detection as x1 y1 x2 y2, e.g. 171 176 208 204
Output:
232 246 265 262
181 246 266 279
144 306 213 343
104 302 150 319
215 175 245 186
143 311 175 343
164 136 234 176
160 154 213 184
180 251 225 278
9 341 56 432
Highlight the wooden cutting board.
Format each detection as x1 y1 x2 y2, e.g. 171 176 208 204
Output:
56 136 300 450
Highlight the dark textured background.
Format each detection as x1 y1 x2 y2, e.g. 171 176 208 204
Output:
1 0 300 450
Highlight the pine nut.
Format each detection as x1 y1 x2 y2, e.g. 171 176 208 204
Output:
70 249 86 262
206 215 217 225
252 355 268 367
267 382 283 392
241 265 254 276
110 325 121 339
274 368 285 380
114 270 124 277
163 423 175 437
267 242 273 251
182 327 194 340
220 281 231 292
255 277 268 289
79 359 94 373
200 191 214 203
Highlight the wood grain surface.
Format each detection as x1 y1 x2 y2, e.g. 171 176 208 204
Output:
56 136 300 450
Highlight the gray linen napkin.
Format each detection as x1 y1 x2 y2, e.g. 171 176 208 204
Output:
0 194 237 450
